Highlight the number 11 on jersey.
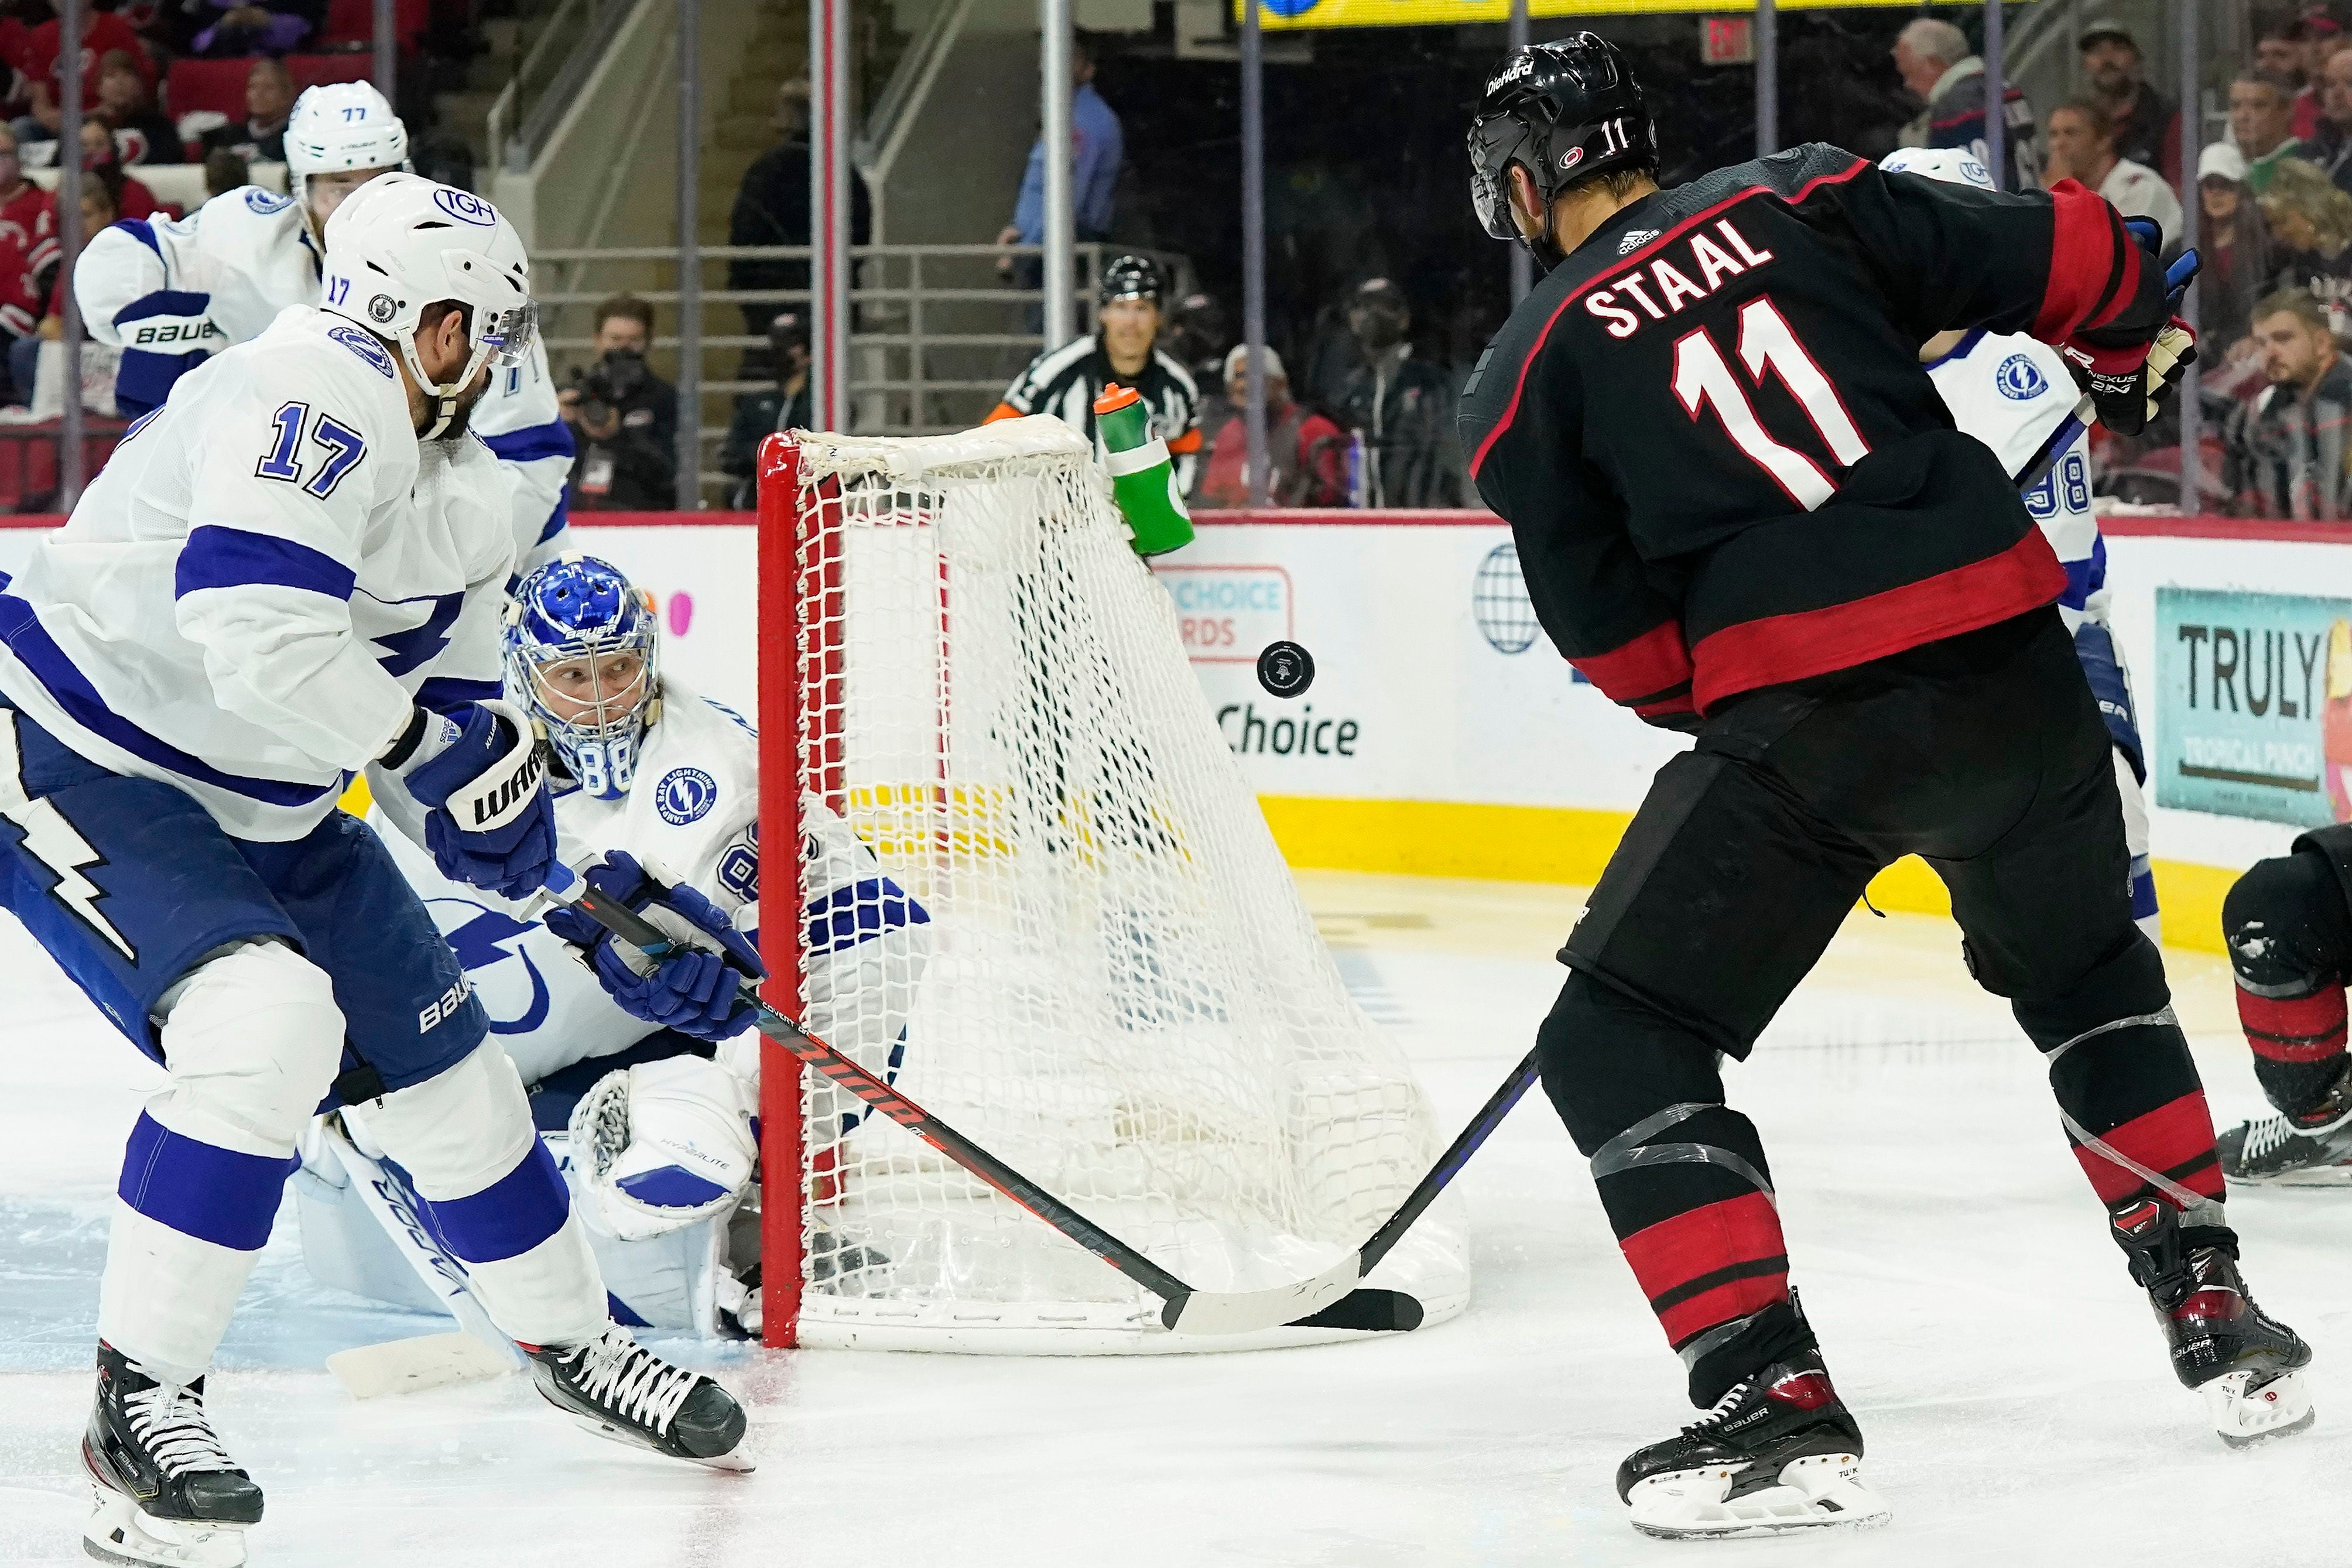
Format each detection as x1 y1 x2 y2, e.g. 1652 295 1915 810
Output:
1672 297 1870 511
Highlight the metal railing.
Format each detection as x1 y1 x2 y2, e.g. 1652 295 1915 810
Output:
487 0 641 176
532 241 1192 504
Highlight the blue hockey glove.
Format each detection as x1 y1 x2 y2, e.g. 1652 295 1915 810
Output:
543 851 766 1041
390 699 558 899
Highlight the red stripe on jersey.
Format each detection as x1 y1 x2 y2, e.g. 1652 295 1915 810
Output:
1618 1190 1785 1305
1658 1268 1792 1350
2033 180 2144 342
2237 988 2350 1062
1689 530 2065 713
1467 157 1871 481
2071 1091 2225 1204
1572 620 1694 707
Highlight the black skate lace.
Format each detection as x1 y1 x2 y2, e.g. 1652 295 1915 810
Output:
564 1327 699 1435
123 1382 236 1477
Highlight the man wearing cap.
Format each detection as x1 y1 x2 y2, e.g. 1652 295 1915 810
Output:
987 252 1203 488
1336 277 1461 508
2079 19 2180 185
1194 345 1347 508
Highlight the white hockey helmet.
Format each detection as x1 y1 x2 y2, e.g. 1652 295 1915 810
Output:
285 81 412 227
1878 146 1996 194
321 172 536 437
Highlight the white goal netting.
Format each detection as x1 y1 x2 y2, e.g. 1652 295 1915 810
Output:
765 417 1470 1353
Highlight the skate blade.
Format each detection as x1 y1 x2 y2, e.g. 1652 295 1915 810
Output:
1627 1453 1892 1540
562 1409 757 1473
83 1489 249 1567
2205 1367 2316 1448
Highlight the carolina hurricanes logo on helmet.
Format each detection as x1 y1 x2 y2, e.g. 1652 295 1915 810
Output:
1560 146 1584 172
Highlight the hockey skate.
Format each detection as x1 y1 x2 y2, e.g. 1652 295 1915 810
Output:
524 1324 752 1471
2110 1199 2315 1446
2217 1070 2352 1186
80 1341 262 1567
1615 1346 1890 1539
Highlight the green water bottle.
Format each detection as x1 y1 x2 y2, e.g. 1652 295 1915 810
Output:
1094 383 1194 557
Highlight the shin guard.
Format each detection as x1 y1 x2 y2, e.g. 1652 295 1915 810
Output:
2224 850 2352 1116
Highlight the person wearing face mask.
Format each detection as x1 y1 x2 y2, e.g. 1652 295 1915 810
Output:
1336 277 1461 508
74 81 575 574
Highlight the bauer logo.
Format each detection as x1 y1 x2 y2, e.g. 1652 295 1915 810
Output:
1152 564 1292 665
655 766 718 825
1995 352 2048 400
433 188 499 227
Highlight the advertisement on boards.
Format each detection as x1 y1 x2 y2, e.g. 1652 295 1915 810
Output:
2152 586 2350 828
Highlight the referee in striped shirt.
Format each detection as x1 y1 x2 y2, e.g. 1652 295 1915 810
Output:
988 254 1204 489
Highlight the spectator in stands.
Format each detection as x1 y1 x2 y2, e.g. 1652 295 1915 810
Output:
2227 288 2352 519
188 1 320 58
726 81 869 347
2302 16 2349 142
0 124 59 304
12 6 151 152
203 148 248 198
1194 345 1347 509
93 49 180 166
560 293 678 512
985 254 1203 486
198 57 295 165
1336 278 1458 509
11 164 118 406
2234 73 2309 194
2174 144 2278 364
2261 160 2352 337
2044 96 2179 246
2309 46 2352 195
79 121 160 220
720 310 810 509
995 35 1123 282
1892 16 2040 191
2077 19 2180 184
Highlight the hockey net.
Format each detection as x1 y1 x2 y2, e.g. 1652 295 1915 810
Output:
755 417 1470 1352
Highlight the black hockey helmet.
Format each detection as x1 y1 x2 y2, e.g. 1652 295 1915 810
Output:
1468 35 1656 263
1099 253 1163 306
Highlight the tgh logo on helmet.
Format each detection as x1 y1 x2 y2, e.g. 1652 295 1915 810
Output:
433 188 498 227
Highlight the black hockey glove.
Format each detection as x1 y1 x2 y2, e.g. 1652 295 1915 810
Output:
2060 320 2198 437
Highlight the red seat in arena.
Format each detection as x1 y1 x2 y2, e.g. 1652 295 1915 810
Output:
320 0 428 49
166 54 376 121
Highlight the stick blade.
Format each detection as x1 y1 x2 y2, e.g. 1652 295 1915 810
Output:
1162 1257 1362 1336
1286 1288 1423 1333
328 1331 518 1399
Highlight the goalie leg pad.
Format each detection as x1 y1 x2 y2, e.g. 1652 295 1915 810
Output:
344 1042 607 1349
102 940 344 1385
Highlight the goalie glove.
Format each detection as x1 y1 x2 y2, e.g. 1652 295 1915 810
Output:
566 1054 758 1242
2062 318 2198 437
543 851 766 1041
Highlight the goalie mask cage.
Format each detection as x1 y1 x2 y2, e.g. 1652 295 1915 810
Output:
754 418 1471 1353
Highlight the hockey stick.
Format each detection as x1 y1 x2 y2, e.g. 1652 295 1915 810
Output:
539 861 1415 1336
2012 247 2201 493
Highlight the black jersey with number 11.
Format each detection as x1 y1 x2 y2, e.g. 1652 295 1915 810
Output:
1458 143 2170 728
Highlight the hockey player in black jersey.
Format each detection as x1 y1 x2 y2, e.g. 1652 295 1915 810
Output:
1460 35 2312 1538
2214 826 2352 1183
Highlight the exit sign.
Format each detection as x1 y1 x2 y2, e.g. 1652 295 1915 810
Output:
1701 16 1753 63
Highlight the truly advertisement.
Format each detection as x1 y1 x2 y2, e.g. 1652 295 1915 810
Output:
2154 586 2352 828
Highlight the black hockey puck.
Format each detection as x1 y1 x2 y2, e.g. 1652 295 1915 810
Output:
1257 640 1314 697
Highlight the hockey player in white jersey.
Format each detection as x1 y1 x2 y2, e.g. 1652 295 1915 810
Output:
74 81 574 573
1883 146 2161 944
0 176 750 1568
307 553 932 1336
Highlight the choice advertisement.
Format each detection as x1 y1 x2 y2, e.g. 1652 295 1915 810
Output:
2151 586 2352 828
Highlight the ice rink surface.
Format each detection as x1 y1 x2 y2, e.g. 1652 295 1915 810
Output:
1 869 2346 1567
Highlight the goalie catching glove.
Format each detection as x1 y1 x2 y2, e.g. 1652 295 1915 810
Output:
566 1052 759 1241
543 851 765 1040
381 698 558 899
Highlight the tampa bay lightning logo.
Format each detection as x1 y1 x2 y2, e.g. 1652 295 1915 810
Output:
430 901 550 1036
326 322 396 379
655 767 718 826
433 188 499 227
1995 352 2049 401
243 187 293 215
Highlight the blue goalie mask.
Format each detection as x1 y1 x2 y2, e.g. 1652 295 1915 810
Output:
505 555 659 799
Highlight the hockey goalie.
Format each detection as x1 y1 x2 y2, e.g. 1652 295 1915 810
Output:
297 553 932 1336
